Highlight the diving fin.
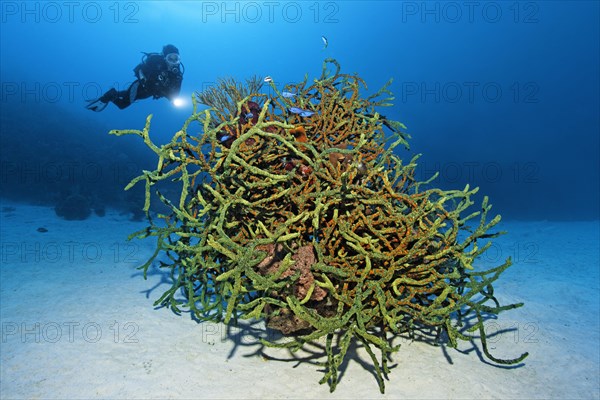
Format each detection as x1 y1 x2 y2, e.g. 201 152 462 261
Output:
85 98 109 112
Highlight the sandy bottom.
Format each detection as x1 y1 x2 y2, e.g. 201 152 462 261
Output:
1 201 598 399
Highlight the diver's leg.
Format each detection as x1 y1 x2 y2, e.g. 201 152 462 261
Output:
86 81 150 111
112 81 152 109
99 88 118 103
85 88 117 111
110 86 134 109
134 82 152 101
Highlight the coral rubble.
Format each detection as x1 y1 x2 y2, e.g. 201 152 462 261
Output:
111 59 527 393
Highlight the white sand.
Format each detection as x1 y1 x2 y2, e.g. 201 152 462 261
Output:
1 200 598 399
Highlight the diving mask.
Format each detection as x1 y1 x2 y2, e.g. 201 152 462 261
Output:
165 52 181 72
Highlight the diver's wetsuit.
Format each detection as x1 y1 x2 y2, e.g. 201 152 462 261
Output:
87 47 183 111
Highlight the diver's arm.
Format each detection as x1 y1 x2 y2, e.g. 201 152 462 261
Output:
165 73 183 100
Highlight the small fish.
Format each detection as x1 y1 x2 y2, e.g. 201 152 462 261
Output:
289 107 315 117
263 76 273 82
245 112 253 119
321 36 328 49
282 158 296 171
281 91 296 98
298 164 312 176
356 162 367 175
219 135 231 142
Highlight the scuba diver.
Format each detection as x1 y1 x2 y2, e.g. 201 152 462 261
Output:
86 44 184 112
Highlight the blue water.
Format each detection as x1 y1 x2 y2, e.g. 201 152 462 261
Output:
1 1 598 220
